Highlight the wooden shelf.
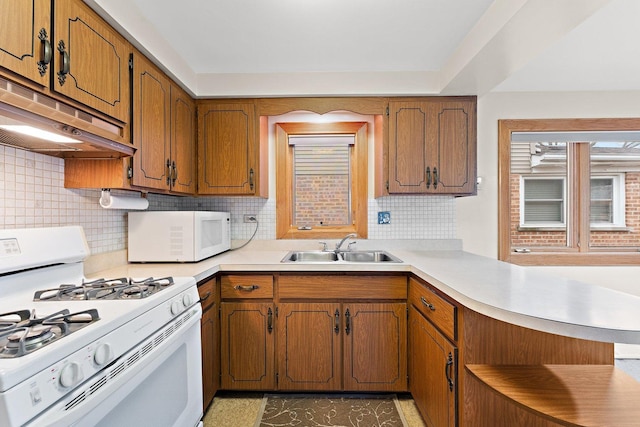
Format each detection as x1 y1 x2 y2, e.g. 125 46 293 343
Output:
466 364 640 426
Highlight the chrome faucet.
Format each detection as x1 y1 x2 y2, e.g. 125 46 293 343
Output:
335 233 357 252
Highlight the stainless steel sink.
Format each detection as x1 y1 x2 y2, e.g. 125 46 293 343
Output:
281 250 402 263
339 250 402 263
282 251 340 262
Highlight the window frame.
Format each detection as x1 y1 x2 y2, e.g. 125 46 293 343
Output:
519 175 567 229
498 118 640 266
275 121 368 239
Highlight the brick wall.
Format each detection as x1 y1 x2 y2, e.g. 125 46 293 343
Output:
294 175 350 226
510 173 640 248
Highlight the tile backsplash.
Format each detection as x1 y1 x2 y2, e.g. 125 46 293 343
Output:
1 146 456 254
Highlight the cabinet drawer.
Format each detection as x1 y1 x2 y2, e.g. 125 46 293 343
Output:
409 278 456 341
198 278 215 310
279 275 407 300
221 275 273 299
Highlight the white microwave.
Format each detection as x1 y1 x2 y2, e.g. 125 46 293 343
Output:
128 211 231 262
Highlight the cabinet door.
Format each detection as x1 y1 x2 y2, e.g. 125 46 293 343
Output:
198 101 257 195
388 100 429 193
343 303 407 392
201 303 218 410
170 84 196 194
130 53 171 190
277 303 341 391
220 302 275 390
409 305 456 427
388 98 476 195
0 0 51 86
427 99 476 195
53 0 130 123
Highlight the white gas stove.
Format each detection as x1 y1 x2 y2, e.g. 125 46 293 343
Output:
0 226 203 427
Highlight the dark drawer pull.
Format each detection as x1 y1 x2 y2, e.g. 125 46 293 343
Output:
198 291 211 303
420 296 436 311
234 285 260 292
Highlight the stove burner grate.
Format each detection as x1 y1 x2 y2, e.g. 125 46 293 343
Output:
33 277 175 301
0 309 99 358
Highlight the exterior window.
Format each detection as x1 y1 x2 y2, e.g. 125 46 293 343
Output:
499 119 640 265
291 135 353 228
275 122 368 239
520 176 624 229
521 177 566 227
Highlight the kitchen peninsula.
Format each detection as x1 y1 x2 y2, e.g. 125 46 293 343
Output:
88 240 640 426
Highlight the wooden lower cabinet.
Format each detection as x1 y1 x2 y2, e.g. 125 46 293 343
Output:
409 305 456 427
277 303 341 391
198 278 218 410
220 302 276 390
201 303 217 409
277 302 407 392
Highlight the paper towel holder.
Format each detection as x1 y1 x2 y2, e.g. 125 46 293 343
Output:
99 188 149 210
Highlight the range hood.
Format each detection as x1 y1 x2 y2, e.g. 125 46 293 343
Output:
0 76 134 159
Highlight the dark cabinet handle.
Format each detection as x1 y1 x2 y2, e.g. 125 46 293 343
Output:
249 168 254 191
445 352 454 392
38 28 52 76
426 167 431 188
345 308 351 335
420 296 435 311
166 159 172 186
171 161 177 185
267 307 273 333
57 40 70 86
334 309 340 333
234 285 259 292
198 291 211 304
433 167 438 190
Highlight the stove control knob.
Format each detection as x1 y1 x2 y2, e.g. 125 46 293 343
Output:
182 293 193 307
94 343 113 366
59 362 83 388
171 300 182 316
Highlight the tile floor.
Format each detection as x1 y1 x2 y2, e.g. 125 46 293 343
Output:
203 360 640 427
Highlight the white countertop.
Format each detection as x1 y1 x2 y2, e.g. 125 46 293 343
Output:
88 239 640 345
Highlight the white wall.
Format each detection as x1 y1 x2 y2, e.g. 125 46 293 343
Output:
458 90 640 356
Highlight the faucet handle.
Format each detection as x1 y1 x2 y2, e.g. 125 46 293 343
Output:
319 241 328 251
347 241 357 251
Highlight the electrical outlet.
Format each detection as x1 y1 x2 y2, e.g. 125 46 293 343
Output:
244 214 257 223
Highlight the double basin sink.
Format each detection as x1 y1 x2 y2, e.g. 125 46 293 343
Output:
282 250 402 263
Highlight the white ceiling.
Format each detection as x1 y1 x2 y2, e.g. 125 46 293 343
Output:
84 0 639 97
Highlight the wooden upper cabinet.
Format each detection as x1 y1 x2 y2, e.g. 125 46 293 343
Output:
131 52 171 191
170 84 196 194
0 0 52 86
65 53 196 194
198 100 261 195
388 97 476 195
53 0 130 123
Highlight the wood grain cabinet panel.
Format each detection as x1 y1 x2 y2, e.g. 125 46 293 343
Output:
388 97 476 195
220 302 275 390
409 305 457 427
131 52 171 190
198 277 218 410
277 302 342 391
343 302 407 392
65 52 196 193
53 0 130 123
198 101 259 195
0 0 51 86
409 278 456 341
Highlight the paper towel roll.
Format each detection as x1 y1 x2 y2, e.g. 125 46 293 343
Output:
99 190 149 210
